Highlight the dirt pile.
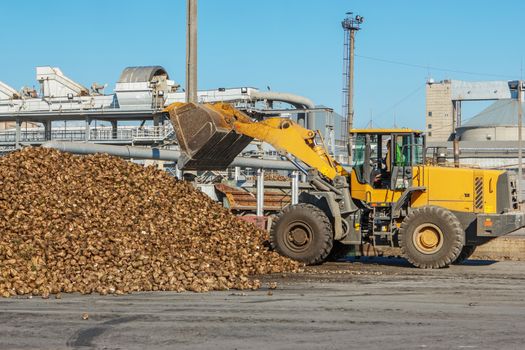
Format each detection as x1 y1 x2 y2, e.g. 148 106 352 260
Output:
0 148 299 297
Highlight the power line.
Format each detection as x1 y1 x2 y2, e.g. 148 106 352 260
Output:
356 84 425 129
374 83 426 121
356 54 516 79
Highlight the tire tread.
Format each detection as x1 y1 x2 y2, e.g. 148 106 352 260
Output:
270 203 333 265
398 205 464 269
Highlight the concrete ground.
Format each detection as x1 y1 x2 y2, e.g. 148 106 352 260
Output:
1 258 525 350
375 230 525 261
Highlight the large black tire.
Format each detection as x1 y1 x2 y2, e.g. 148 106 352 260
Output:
270 203 333 265
453 245 476 265
399 206 464 269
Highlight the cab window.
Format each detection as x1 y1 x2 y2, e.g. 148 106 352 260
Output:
414 134 424 165
352 134 366 183
353 134 382 184
393 135 410 167
392 134 425 167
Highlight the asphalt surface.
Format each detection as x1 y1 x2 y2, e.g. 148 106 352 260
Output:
1 258 525 350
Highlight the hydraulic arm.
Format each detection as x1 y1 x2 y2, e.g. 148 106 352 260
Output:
166 102 347 180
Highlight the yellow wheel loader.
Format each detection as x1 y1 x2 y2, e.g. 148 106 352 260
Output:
166 102 524 268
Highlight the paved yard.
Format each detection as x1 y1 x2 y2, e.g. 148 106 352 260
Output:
1 258 524 349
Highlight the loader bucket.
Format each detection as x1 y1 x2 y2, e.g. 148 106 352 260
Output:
168 103 253 170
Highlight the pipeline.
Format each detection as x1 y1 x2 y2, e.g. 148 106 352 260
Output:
250 91 316 130
42 141 297 171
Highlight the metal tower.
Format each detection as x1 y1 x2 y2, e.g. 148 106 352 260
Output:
341 12 364 160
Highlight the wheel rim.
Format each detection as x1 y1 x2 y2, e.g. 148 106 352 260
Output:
412 223 444 254
283 220 313 253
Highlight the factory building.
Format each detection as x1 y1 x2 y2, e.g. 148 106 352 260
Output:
425 80 525 171
425 79 519 142
0 66 345 160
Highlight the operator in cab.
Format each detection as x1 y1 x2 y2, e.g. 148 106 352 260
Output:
373 139 391 188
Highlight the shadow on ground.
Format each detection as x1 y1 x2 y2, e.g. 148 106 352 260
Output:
333 256 499 267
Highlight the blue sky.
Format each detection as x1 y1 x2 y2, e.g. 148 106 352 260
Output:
0 0 524 129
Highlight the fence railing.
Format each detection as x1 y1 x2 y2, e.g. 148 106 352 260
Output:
0 125 173 143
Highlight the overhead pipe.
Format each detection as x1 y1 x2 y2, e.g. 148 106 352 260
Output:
41 141 297 171
43 141 179 160
250 91 316 130
230 155 296 171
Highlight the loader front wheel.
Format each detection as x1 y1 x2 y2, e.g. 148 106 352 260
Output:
399 206 464 268
270 203 333 265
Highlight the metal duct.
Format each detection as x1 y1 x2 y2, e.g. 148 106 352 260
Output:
42 141 297 171
118 66 169 83
250 91 316 130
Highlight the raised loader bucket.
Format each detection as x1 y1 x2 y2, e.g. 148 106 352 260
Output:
168 103 253 170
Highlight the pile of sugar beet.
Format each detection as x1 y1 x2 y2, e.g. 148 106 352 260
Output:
0 148 299 297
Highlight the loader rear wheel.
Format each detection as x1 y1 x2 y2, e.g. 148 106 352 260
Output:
399 206 464 268
453 245 476 265
270 203 333 265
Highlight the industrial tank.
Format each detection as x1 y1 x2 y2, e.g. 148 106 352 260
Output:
457 99 525 141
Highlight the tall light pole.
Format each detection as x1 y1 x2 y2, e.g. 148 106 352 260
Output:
186 0 198 103
342 12 364 162
518 80 523 202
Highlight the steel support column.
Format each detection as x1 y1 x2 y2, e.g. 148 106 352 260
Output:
44 120 52 141
85 117 90 142
291 170 299 205
111 120 118 139
453 100 462 131
186 0 198 103
256 168 265 217
453 137 460 168
15 118 21 149
234 166 241 181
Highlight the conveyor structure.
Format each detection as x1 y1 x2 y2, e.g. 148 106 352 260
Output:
0 66 337 154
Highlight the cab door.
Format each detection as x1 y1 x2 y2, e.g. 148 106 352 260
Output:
389 133 414 190
388 133 425 190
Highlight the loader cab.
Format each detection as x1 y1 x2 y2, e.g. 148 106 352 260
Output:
351 129 425 190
